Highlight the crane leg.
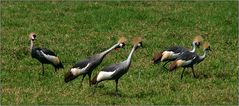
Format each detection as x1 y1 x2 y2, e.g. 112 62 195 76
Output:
80 74 86 86
162 61 169 70
181 68 185 79
88 73 92 86
115 79 119 93
42 64 45 75
191 66 196 78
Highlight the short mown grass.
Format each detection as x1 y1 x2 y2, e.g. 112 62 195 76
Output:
1 1 238 105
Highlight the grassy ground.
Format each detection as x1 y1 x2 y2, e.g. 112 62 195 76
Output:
1 1 238 105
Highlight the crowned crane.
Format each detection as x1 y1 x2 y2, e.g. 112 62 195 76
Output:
169 42 211 79
29 32 64 75
64 37 126 86
152 35 203 70
91 37 142 93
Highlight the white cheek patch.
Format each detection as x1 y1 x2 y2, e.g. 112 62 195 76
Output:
70 63 91 76
40 51 60 65
96 70 116 82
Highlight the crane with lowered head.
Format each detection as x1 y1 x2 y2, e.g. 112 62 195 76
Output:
153 35 203 70
169 42 211 79
64 37 126 86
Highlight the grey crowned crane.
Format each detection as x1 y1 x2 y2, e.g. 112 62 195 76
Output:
91 37 142 92
169 42 211 79
64 37 126 85
29 32 64 75
152 35 203 70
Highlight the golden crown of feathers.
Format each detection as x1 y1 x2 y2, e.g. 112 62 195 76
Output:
132 37 142 45
193 35 203 43
118 37 127 43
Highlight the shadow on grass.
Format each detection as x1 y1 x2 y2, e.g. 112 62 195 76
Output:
90 86 158 99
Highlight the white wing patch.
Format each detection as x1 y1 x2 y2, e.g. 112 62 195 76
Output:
40 51 60 65
70 63 91 76
96 69 118 82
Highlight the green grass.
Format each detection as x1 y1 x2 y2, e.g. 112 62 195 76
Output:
1 1 238 105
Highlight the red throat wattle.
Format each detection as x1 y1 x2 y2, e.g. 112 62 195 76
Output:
114 48 120 51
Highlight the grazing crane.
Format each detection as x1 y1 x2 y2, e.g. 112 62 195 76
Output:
91 37 142 93
64 37 126 86
169 42 211 79
152 35 203 70
29 32 64 75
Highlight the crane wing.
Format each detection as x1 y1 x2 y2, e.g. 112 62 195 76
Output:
167 46 188 53
39 50 60 65
101 63 120 72
40 48 57 56
96 68 119 82
178 51 197 61
72 59 90 69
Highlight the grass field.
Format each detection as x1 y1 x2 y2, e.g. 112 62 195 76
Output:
1 1 238 105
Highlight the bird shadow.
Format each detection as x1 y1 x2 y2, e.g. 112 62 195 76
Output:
117 90 158 99
88 86 157 99
196 72 211 79
103 91 123 97
181 70 211 80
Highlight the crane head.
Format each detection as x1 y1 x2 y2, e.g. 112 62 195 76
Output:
193 35 203 47
203 42 211 51
29 32 37 41
133 37 143 49
115 37 126 51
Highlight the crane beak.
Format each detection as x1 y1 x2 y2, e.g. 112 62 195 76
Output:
206 47 211 51
208 47 212 51
32 38 37 41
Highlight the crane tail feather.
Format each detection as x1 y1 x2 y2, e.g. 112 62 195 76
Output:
64 71 77 83
153 52 163 64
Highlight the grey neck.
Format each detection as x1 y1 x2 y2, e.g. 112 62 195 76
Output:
199 49 208 60
100 43 119 57
30 40 34 52
190 42 196 52
126 45 137 63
